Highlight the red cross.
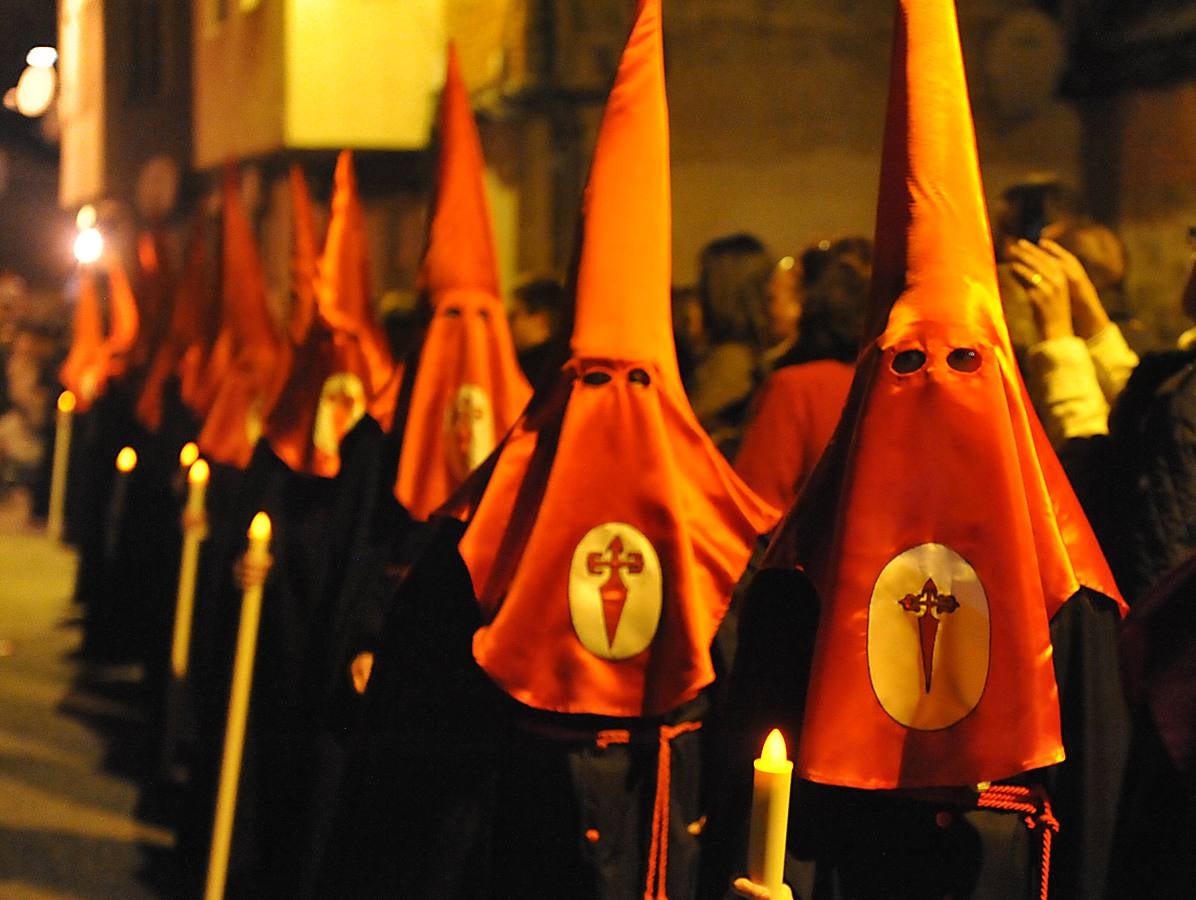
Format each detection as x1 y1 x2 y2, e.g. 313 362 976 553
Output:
586 535 645 646
897 578 959 694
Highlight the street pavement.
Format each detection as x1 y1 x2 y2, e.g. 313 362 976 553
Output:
0 492 176 899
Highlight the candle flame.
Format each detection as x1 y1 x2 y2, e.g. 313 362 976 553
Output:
115 446 138 473
248 511 272 542
74 226 104 264
179 441 199 468
189 458 210 485
57 390 76 413
762 729 788 764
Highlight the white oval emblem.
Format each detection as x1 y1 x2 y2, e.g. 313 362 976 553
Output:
867 543 990 730
313 372 367 456
568 523 662 660
444 384 494 479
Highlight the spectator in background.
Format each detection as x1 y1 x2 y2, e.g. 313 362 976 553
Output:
689 233 771 456
799 234 874 292
1101 239 1196 604
671 284 703 390
508 275 567 386
1004 230 1138 448
734 254 868 511
759 255 801 372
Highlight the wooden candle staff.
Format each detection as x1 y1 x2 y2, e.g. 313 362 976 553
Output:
205 511 272 900
47 390 75 542
159 457 210 780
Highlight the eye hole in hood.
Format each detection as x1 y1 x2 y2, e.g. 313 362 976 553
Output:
947 348 981 373
892 349 927 374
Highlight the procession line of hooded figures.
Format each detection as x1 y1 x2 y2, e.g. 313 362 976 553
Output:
52 0 1191 897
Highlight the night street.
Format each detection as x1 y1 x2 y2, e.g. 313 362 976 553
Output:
0 493 174 899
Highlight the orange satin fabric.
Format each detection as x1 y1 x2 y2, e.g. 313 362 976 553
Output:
764 0 1123 790
288 163 320 347
128 231 173 373
394 46 530 519
317 150 396 429
59 269 108 412
99 255 140 382
456 0 778 718
734 360 855 511
197 163 289 469
266 162 371 478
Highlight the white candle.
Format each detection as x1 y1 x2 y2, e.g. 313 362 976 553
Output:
205 511 272 900
161 458 210 779
47 390 75 541
105 446 138 562
747 728 793 898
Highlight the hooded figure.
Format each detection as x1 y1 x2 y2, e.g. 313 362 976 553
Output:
196 163 290 470
317 151 398 432
715 2 1129 898
331 5 777 898
60 255 140 413
179 162 387 898
62 252 143 658
390 44 531 522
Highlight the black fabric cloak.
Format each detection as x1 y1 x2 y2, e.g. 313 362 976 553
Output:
177 415 390 897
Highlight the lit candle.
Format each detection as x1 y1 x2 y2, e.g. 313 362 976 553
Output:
160 458 210 780
747 729 793 898
47 390 75 541
105 446 138 563
179 440 199 471
205 511 272 900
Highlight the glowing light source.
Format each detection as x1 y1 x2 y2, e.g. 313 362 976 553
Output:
179 441 200 468
189 458 211 486
57 390 77 413
26 47 58 68
760 728 789 769
74 226 103 264
15 64 56 117
116 446 139 473
248 511 272 542
76 205 97 229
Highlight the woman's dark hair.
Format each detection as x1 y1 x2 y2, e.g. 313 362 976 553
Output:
697 232 771 345
777 256 869 367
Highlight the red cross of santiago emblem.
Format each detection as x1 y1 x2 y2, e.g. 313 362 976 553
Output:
586 536 645 645
896 577 960 694
569 523 662 660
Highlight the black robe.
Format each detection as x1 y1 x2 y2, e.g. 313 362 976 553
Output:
704 568 1129 900
328 518 712 900
177 416 390 897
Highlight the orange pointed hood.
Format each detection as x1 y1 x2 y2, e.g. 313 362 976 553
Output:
127 231 173 373
167 213 225 420
59 268 109 412
453 0 778 719
288 163 320 347
197 163 289 469
764 0 1123 791
265 164 367 478
317 150 396 427
99 253 140 380
393 44 531 519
